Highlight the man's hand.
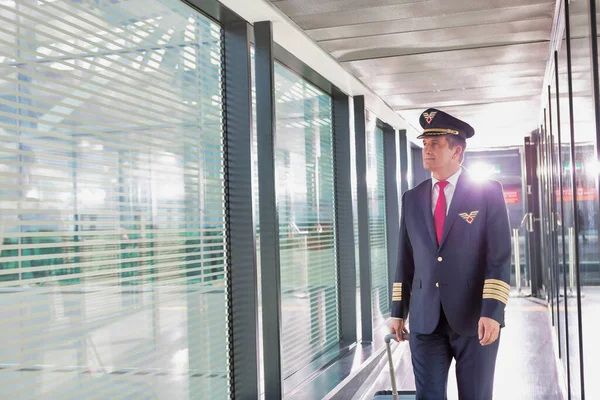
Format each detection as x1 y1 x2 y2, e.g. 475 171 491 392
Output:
478 317 500 346
390 318 409 342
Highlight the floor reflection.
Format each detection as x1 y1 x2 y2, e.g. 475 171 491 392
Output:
581 286 600 399
360 295 563 400
0 286 227 399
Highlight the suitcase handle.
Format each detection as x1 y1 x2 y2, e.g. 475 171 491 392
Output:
384 333 409 400
385 333 409 343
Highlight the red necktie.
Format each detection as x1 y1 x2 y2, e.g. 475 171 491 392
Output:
434 181 449 245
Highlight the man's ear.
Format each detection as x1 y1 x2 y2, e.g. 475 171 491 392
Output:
453 145 463 160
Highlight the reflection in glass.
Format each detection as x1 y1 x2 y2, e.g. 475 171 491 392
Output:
274 63 339 380
0 1 228 399
571 0 598 397
556 22 581 396
549 51 567 377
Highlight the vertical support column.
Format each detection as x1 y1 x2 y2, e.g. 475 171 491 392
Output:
254 21 283 399
333 90 357 344
354 96 372 342
383 125 399 310
398 129 409 195
223 21 260 399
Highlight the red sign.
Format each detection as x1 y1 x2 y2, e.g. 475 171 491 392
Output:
504 190 520 204
555 187 598 201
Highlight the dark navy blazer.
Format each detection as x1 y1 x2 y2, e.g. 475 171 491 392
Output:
392 170 512 336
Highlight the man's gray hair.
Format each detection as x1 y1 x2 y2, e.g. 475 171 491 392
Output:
446 135 467 163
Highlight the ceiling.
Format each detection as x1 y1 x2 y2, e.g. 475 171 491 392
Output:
269 0 557 148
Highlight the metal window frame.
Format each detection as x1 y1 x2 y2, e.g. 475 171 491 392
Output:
548 81 563 361
272 43 335 96
355 110 402 341
222 19 261 400
523 134 542 299
182 1 360 395
590 0 600 194
254 21 284 400
354 95 373 342
398 129 409 195
563 0 587 396
154 0 409 397
255 20 361 396
177 1 262 398
554 47 573 395
183 0 249 26
334 92 358 345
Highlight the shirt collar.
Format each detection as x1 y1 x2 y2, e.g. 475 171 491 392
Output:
432 167 462 189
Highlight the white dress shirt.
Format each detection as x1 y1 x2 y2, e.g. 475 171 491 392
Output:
431 168 462 215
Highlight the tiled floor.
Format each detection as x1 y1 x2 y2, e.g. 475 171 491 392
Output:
358 295 563 400
286 321 394 400
3 286 595 400
0 287 228 399
549 285 600 400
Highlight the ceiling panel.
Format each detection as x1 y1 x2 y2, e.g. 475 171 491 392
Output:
365 63 546 91
271 0 427 16
283 0 553 30
344 41 549 77
372 75 545 97
401 100 538 121
390 91 539 110
324 19 552 61
269 0 556 148
305 4 554 42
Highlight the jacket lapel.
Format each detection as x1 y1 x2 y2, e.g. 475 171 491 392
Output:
421 180 438 248
439 171 471 249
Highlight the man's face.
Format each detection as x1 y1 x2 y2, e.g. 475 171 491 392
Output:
422 136 459 172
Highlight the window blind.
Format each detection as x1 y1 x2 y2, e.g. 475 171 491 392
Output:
366 116 389 322
0 1 228 399
273 63 339 380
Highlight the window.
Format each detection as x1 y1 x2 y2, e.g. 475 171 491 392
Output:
366 113 389 324
0 1 228 398
274 63 339 379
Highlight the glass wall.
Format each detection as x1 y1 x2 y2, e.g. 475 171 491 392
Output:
273 63 339 379
463 149 527 289
536 0 600 397
577 0 600 397
558 22 580 398
366 112 389 327
0 1 228 399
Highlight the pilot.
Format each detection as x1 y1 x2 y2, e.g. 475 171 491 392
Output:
390 108 511 400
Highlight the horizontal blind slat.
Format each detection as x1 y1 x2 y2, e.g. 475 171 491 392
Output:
0 1 229 398
273 61 339 380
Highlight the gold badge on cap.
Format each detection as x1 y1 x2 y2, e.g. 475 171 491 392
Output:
459 211 479 224
423 111 437 124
